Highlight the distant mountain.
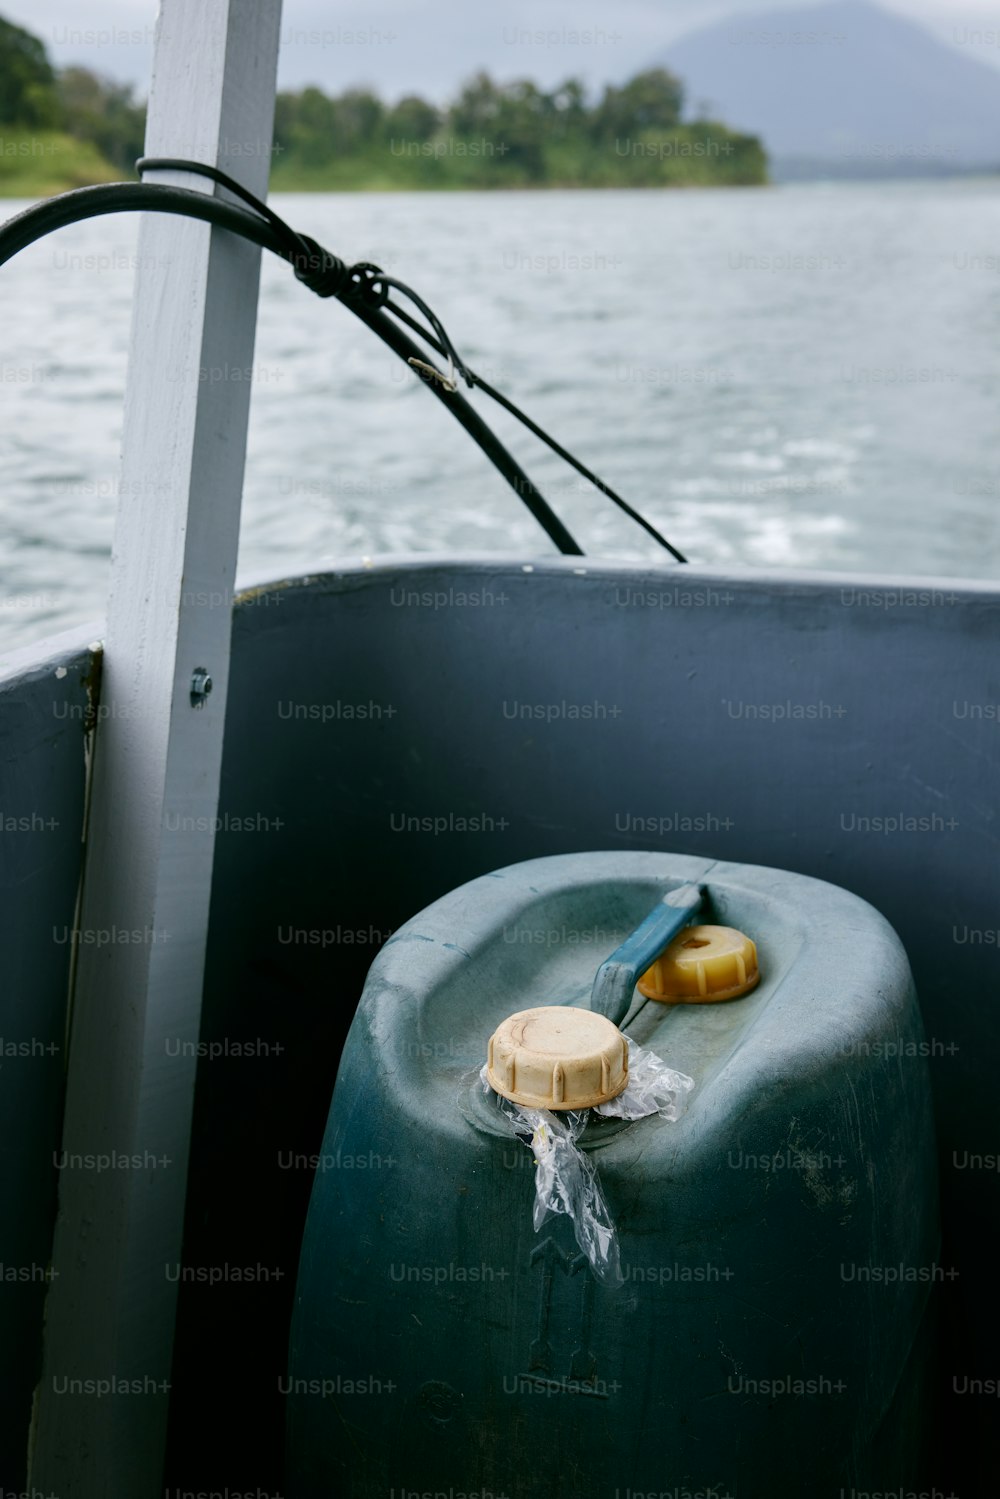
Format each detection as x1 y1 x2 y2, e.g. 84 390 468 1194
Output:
660 0 1000 177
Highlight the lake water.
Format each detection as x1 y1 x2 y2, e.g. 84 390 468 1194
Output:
1 179 999 653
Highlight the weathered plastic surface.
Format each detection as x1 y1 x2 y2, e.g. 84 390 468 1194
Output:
287 850 939 1497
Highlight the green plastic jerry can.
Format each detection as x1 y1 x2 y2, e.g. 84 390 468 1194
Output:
287 851 939 1497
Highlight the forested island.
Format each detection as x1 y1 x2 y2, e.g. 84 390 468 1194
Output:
0 13 768 195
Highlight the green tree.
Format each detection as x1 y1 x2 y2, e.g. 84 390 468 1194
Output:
57 67 145 172
593 68 685 140
274 86 338 167
546 78 588 131
494 80 547 177
0 13 58 126
272 90 297 156
332 88 383 150
448 72 503 135
448 74 547 179
385 94 440 144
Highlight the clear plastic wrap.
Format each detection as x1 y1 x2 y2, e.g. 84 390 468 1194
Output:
482 1039 693 1286
595 1044 694 1121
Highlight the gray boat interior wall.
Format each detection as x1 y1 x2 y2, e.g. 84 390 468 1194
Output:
2 558 996 1490
0 634 95 1483
175 557 998 1492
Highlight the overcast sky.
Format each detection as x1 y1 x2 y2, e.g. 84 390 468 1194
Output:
5 0 1000 99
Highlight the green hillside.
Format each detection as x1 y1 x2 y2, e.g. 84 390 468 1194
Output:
0 131 121 197
0 12 768 195
269 73 767 189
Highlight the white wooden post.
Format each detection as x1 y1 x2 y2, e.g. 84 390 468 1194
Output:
29 2 283 1493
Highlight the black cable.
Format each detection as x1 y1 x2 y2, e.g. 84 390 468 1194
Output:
134 164 685 563
137 157 303 253
149 159 684 560
384 297 688 563
139 161 476 388
0 182 580 555
1 161 688 562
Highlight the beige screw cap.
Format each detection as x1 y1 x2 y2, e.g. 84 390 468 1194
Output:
486 1006 629 1110
637 924 760 1004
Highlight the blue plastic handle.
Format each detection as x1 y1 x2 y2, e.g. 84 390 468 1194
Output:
591 884 704 1026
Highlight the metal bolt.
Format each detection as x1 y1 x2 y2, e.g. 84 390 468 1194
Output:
190 667 213 709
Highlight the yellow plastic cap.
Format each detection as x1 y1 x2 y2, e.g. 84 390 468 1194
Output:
486 1006 629 1110
637 924 760 1004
